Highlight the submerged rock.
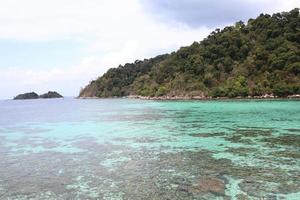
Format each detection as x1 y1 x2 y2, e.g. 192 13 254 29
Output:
262 134 300 148
195 177 225 196
13 92 39 100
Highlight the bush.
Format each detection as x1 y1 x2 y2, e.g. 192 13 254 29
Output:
156 86 167 96
287 62 300 75
211 87 227 97
273 83 293 97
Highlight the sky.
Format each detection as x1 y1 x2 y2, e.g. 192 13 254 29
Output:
0 0 299 99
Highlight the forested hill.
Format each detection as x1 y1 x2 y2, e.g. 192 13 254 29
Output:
79 9 300 98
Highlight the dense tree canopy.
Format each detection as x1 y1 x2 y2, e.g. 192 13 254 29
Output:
80 9 300 98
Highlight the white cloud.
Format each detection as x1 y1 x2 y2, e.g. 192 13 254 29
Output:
0 0 123 41
0 57 99 98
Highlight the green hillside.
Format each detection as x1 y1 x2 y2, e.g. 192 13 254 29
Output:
80 8 300 98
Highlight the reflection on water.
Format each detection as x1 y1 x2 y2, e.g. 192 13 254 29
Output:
0 98 299 199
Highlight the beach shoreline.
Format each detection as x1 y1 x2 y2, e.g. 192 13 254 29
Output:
78 94 300 100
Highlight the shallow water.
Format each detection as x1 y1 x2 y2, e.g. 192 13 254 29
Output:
0 98 299 199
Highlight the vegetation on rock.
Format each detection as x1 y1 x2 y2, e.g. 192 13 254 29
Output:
39 91 63 98
14 92 39 100
80 9 300 98
13 91 63 100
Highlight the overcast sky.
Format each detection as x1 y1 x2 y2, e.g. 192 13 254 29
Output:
0 0 299 99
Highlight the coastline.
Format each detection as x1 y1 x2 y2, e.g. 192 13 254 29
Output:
78 94 300 100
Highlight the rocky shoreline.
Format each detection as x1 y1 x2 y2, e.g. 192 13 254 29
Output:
128 94 300 100
78 94 300 100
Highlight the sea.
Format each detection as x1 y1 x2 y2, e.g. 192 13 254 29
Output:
0 98 299 199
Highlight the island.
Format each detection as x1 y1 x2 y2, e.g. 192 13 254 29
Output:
39 91 63 99
79 9 300 99
14 92 39 100
13 91 63 100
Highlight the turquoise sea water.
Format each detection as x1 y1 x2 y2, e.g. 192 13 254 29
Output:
0 98 299 199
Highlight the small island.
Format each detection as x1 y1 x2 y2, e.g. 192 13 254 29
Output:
14 92 39 100
13 91 63 100
39 91 63 99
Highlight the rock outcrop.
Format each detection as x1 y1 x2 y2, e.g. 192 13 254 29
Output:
39 91 63 99
13 91 63 100
13 92 39 100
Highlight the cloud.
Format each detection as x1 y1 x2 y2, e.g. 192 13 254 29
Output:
0 57 100 99
141 0 300 27
0 0 137 41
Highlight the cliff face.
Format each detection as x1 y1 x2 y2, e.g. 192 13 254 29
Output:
80 9 300 98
